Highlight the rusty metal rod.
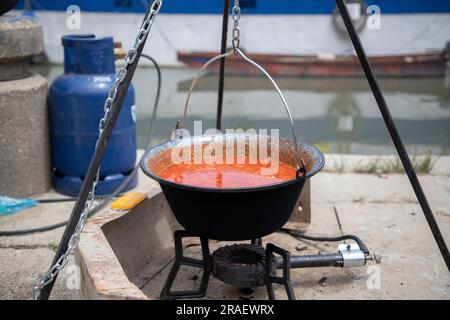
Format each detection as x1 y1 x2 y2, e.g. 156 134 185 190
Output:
336 0 450 271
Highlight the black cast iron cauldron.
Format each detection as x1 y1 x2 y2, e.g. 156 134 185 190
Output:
141 48 324 240
141 134 324 241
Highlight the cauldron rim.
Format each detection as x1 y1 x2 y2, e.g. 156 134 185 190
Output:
140 134 325 193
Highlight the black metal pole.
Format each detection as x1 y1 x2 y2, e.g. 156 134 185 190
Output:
336 0 450 271
276 254 344 269
216 0 230 130
37 6 157 300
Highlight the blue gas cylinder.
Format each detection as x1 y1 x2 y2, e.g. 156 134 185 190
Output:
49 34 137 196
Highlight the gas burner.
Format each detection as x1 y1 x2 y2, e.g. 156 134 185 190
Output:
160 230 374 300
212 244 266 288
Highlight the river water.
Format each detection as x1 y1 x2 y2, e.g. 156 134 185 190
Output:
34 65 450 155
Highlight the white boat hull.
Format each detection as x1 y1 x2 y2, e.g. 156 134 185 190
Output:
16 11 450 66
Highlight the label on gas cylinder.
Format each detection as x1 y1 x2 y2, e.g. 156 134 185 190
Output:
92 76 112 83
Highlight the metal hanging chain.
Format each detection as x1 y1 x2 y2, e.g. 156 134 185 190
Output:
32 0 163 300
232 0 241 53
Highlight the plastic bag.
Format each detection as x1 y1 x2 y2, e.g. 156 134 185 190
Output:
0 196 38 216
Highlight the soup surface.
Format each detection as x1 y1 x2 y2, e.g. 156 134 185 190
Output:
158 161 297 188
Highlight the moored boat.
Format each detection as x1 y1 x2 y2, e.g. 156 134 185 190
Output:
11 0 450 66
177 50 450 78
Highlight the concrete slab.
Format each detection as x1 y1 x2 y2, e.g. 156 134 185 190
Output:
0 188 81 299
0 248 78 300
336 203 450 299
312 172 450 208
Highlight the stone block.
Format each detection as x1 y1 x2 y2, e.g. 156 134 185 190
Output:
0 15 44 80
0 73 51 197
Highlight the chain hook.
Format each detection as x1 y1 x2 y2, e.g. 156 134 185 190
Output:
232 0 241 54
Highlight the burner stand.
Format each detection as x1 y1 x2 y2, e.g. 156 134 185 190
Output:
160 230 370 300
160 231 302 300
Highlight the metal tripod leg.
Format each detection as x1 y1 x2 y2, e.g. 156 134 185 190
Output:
265 243 296 300
335 0 450 270
160 230 210 299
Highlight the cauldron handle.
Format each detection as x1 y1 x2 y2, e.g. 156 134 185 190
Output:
178 48 306 176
